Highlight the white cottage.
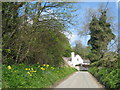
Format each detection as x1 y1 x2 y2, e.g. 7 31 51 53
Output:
63 52 90 70
71 52 83 67
67 52 90 70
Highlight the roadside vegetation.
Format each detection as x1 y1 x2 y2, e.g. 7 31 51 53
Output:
89 67 120 89
3 64 76 88
2 2 77 88
86 9 120 89
73 7 119 89
2 2 119 89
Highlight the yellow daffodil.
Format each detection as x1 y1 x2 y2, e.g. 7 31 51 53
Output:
25 68 29 70
7 65 11 70
46 64 49 67
26 68 30 70
30 70 36 72
43 68 45 70
27 72 30 74
28 68 30 70
33 71 36 72
40 67 45 70
43 64 46 66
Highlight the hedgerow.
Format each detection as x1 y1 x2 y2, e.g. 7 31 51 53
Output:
89 67 120 89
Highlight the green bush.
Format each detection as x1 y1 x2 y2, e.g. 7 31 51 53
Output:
88 66 98 75
89 67 120 89
2 64 76 88
96 68 108 82
102 69 120 88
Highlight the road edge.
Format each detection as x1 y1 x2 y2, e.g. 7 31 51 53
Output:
88 72 106 90
49 71 78 88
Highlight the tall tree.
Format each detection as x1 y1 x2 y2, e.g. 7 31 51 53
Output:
88 10 115 62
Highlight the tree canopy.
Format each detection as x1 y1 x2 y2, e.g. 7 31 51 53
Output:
2 2 75 66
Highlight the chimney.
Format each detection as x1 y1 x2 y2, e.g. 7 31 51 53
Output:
71 52 75 62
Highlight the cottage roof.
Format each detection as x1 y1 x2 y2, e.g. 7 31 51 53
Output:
83 60 90 63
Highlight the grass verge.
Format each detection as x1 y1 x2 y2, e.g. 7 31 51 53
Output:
2 64 76 88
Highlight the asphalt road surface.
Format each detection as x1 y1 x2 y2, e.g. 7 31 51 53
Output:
55 71 104 89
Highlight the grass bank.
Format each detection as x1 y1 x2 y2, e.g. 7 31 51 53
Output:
88 67 120 90
2 64 76 88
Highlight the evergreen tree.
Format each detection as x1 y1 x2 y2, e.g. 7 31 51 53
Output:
88 10 115 62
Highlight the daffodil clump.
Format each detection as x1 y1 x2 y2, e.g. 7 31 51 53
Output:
39 64 50 71
40 67 45 70
25 68 37 76
3 64 76 88
7 65 12 70
43 64 49 68
6 64 51 77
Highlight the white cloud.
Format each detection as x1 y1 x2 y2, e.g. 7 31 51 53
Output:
70 34 78 44
117 0 120 2
64 31 79 46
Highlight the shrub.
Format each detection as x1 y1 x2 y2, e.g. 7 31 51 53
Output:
102 69 120 89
